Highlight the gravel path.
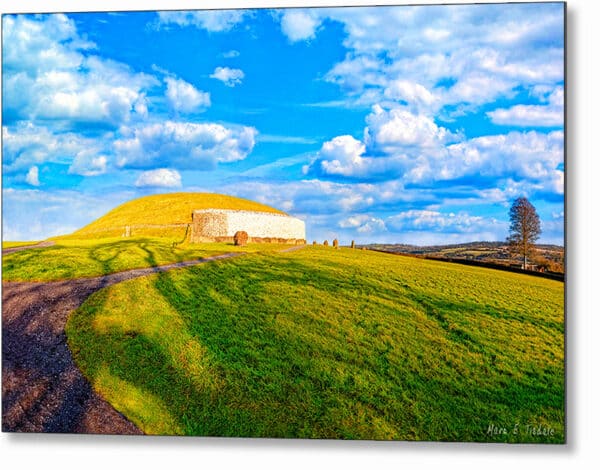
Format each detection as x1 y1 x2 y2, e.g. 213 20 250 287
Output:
2 252 245 434
2 241 56 255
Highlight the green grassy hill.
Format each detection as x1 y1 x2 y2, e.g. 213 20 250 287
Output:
1 238 290 282
2 193 291 281
67 192 285 239
67 246 564 442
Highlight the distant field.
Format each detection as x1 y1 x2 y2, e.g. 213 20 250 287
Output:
367 241 565 274
67 246 564 442
2 241 39 249
1 237 289 282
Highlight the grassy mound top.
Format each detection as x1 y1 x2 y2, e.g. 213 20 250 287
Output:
74 193 286 235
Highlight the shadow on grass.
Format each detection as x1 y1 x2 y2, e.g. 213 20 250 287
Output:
67 252 565 441
88 241 129 276
2 237 218 281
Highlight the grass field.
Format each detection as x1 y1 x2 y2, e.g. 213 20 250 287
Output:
2 241 40 249
66 246 564 442
1 237 291 282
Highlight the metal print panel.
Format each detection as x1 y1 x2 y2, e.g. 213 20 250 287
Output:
1 2 565 443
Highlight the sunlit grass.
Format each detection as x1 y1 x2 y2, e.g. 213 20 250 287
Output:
2 241 39 249
67 246 564 442
1 236 295 282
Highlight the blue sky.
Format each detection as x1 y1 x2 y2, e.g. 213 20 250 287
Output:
2 3 564 244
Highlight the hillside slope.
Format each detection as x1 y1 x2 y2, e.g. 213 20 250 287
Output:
67 247 564 441
70 193 286 237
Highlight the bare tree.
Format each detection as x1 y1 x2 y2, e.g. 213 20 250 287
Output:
507 197 542 269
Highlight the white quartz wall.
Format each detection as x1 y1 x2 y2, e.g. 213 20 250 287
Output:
193 209 305 239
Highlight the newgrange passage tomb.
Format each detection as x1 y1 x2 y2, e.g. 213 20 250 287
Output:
70 192 306 244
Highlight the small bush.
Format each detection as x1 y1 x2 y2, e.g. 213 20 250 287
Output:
234 231 249 246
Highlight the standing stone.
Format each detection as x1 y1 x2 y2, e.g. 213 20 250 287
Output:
351 240 355 249
124 225 131 237
333 238 339 249
312 240 317 246
323 240 329 246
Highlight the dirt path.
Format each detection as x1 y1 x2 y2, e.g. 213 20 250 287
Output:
279 244 307 253
2 252 245 434
2 241 56 255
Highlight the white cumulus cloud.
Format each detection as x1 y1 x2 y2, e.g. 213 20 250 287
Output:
3 15 156 127
306 104 456 181
156 10 249 32
165 77 210 112
383 80 439 112
339 214 386 234
487 105 563 127
293 4 563 114
114 121 257 170
487 86 564 127
2 14 90 74
2 123 106 173
69 151 109 176
306 101 563 193
365 104 454 151
135 168 182 188
446 130 564 181
210 67 244 87
317 135 367 177
387 210 490 234
280 10 322 42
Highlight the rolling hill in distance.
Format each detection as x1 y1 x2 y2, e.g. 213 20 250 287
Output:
363 241 564 274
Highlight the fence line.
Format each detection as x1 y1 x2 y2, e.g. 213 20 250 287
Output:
79 224 189 235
